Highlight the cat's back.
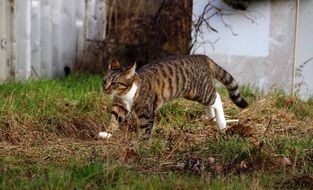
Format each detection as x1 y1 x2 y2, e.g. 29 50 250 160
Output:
135 55 215 102
137 54 211 78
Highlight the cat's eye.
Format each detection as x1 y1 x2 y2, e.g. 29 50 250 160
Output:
118 117 123 123
119 83 127 87
111 82 117 86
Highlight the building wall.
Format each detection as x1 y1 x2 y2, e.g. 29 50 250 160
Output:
295 0 313 100
0 0 107 82
193 0 297 95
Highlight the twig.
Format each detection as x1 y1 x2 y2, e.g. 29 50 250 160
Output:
163 136 186 162
226 119 239 123
264 116 272 135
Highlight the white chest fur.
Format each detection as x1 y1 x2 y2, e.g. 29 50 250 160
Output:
120 83 138 111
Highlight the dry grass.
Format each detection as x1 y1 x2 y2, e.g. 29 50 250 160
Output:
0 74 313 189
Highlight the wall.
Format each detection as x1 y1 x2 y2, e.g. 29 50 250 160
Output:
295 0 313 100
0 0 107 82
192 0 297 95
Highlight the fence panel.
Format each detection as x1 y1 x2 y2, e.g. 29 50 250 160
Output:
0 0 107 82
0 0 12 82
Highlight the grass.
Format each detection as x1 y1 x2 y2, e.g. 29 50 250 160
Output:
1 74 313 189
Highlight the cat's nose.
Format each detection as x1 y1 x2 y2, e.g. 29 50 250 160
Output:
103 86 110 92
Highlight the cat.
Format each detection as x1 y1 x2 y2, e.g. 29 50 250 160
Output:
99 55 248 140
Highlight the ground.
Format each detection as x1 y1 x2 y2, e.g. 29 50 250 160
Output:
0 74 313 189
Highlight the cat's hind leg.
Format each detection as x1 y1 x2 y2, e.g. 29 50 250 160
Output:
142 120 156 140
137 113 156 140
209 92 226 129
206 106 216 121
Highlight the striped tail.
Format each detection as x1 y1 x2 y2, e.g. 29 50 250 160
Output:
212 62 248 108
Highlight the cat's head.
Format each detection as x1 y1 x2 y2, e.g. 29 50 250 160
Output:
103 59 137 96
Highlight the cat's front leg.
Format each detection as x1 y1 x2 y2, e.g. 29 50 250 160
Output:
107 112 120 132
107 105 127 131
99 113 119 139
99 105 127 139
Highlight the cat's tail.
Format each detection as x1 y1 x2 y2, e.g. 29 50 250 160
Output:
210 60 248 108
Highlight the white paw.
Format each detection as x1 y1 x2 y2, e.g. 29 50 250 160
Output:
217 119 227 130
98 131 112 139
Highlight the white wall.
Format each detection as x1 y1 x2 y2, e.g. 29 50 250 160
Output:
192 0 271 57
295 0 313 100
192 0 297 96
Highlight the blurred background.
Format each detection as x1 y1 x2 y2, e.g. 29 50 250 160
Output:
0 0 312 99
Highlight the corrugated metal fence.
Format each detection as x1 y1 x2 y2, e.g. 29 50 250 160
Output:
0 0 107 83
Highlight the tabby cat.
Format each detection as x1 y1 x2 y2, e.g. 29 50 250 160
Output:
99 55 248 140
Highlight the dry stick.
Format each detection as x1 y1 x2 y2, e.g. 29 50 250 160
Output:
264 116 272 135
163 136 187 163
226 119 239 123
125 124 129 141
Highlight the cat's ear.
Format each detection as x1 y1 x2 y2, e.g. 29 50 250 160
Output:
108 58 120 70
124 62 137 79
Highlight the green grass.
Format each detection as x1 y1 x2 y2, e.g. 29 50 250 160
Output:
0 74 103 115
1 74 313 189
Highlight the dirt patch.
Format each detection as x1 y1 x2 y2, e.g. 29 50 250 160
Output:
280 175 313 189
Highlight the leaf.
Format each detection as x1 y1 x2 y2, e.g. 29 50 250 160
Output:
275 156 292 166
119 148 139 163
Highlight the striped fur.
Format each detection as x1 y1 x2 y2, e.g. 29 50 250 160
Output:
101 55 248 139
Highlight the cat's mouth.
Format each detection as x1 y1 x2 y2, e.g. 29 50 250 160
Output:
104 91 113 95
